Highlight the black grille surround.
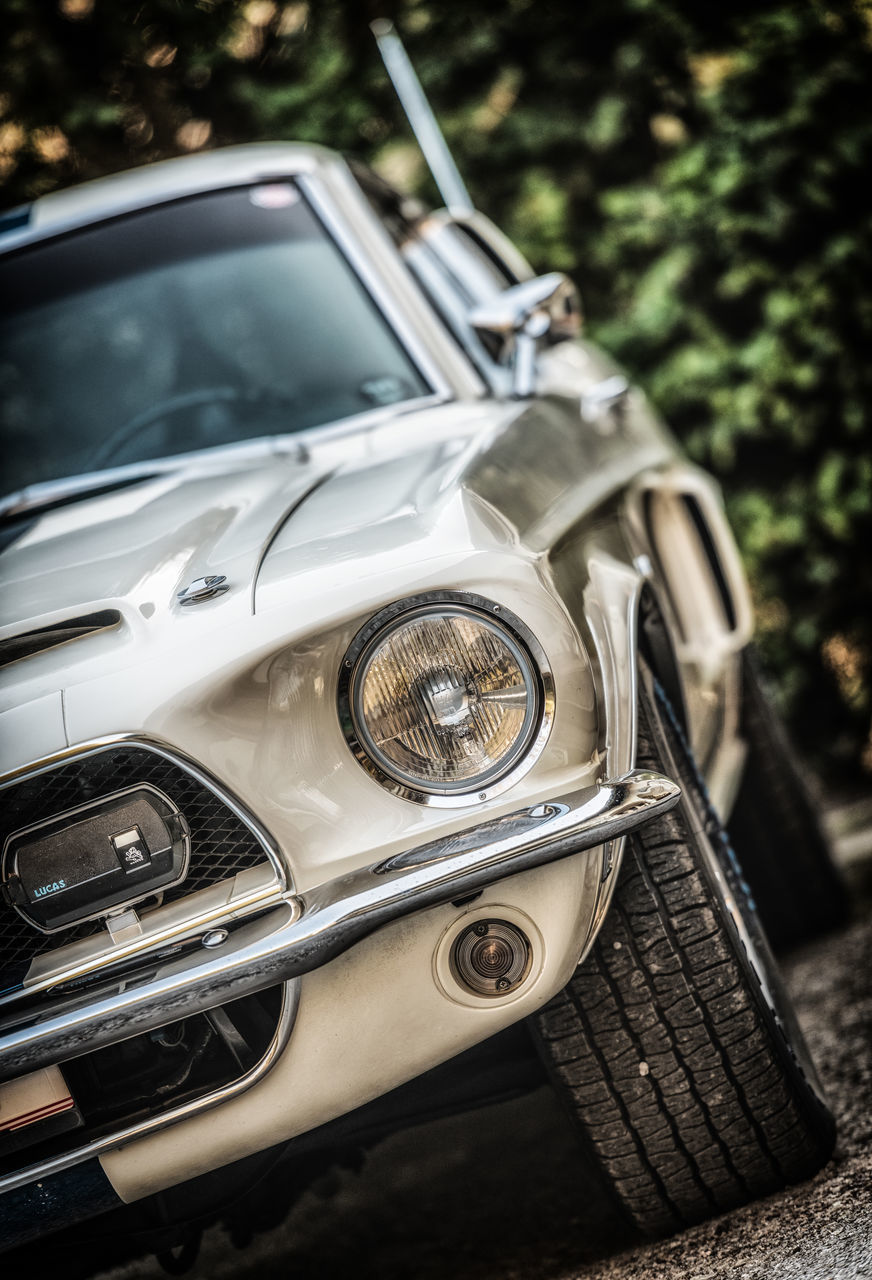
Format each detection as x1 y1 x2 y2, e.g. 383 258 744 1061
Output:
0 743 283 992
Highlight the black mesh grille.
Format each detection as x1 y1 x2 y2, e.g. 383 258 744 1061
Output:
0 745 276 991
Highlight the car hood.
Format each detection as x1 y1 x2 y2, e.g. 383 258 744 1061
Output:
0 450 329 636
0 401 515 642
0 381 677 790
0 382 675 683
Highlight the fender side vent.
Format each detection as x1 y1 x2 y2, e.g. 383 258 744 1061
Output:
0 610 121 668
680 494 737 631
642 489 732 646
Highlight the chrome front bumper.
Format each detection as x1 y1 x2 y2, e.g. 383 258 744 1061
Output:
0 769 679 1082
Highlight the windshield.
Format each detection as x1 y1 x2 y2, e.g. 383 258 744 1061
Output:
0 183 431 496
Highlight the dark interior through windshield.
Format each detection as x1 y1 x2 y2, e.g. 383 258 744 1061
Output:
0 183 430 495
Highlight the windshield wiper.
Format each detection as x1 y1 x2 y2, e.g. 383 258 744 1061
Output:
0 427 311 532
0 467 165 526
93 385 303 469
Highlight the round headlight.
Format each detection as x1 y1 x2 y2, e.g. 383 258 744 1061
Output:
339 595 553 804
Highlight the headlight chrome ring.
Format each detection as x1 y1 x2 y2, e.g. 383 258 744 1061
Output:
338 592 555 807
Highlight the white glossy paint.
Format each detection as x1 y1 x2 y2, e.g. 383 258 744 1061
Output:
0 457 324 639
0 691 67 775
102 855 605 1202
0 141 754 1204
1 363 730 1202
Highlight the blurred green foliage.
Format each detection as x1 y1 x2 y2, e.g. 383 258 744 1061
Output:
1 0 870 779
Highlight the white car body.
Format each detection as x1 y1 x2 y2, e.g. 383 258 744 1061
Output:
0 144 753 1218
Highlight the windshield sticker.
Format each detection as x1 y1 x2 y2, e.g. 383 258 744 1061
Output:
249 184 300 209
360 375 409 407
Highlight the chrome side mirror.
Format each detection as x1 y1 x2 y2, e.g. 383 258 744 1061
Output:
469 273 582 398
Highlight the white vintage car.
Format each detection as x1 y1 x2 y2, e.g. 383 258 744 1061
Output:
0 137 843 1264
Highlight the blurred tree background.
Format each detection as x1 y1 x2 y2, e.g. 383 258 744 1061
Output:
1 0 870 784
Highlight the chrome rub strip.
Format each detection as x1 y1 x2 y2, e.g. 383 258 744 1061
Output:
0 769 679 1083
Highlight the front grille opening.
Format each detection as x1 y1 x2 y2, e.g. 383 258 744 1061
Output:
0 985 284 1176
0 745 278 990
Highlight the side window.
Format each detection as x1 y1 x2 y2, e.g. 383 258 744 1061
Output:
410 217 528 312
432 222 518 299
348 159 425 251
349 161 521 382
406 217 535 373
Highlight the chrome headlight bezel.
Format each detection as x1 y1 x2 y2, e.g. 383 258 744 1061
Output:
337 592 555 807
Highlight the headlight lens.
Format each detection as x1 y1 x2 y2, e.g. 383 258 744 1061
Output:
341 598 549 800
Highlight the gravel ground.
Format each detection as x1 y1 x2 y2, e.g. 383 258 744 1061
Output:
98 810 872 1280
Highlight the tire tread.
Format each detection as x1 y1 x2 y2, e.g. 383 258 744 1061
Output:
532 676 834 1234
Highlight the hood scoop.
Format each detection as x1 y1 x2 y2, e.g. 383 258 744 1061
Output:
0 610 121 668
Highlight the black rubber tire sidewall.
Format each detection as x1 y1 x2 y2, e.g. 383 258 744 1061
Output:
727 646 848 950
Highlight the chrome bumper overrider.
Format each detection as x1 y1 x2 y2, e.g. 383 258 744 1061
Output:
0 769 678 1083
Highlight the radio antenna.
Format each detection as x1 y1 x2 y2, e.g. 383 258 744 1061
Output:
370 18 475 217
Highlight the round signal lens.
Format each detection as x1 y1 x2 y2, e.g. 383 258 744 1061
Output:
452 919 532 997
347 603 543 798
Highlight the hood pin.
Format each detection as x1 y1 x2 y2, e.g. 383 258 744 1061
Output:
177 575 229 606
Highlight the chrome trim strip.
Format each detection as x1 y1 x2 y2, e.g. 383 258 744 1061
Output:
0 979 300 1195
3 880 282 1010
0 769 679 1083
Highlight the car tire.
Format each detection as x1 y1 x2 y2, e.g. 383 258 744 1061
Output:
726 647 848 951
530 663 835 1236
